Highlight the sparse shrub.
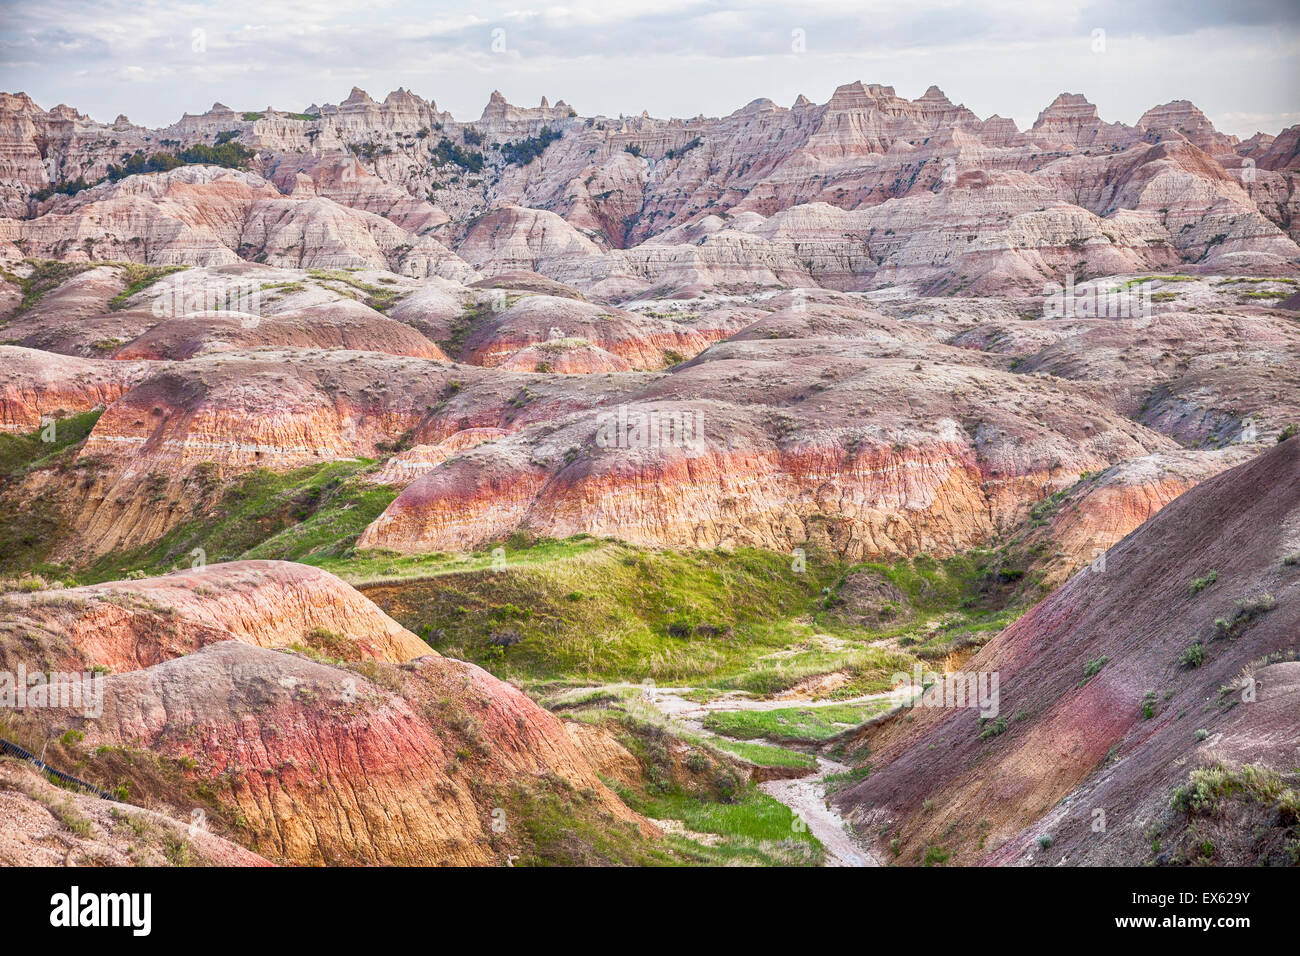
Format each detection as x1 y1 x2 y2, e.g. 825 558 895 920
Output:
1078 655 1108 686
1037 834 1053 850
1212 593 1278 640
1142 690 1159 719
297 626 355 660
1178 642 1206 669
499 126 562 165
1169 764 1286 815
922 843 950 865
489 629 523 648
1190 571 1217 594
1239 593 1278 616
712 768 740 803
430 136 484 172
664 137 702 160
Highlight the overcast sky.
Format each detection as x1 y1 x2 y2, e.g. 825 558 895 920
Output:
1 0 1297 138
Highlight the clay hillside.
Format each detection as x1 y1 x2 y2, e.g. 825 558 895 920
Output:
833 436 1300 866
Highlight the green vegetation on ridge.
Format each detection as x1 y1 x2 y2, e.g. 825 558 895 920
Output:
81 460 399 582
355 538 916 692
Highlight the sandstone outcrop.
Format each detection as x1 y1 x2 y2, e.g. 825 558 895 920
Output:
0 557 651 866
460 293 734 370
454 204 606 276
11 167 282 265
4 164 477 280
3 84 1297 293
111 301 450 360
1026 446 1258 586
368 427 509 487
56 347 642 555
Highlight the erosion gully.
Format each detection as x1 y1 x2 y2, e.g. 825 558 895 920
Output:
644 686 885 867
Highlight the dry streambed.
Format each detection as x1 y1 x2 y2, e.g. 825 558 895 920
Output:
642 685 886 866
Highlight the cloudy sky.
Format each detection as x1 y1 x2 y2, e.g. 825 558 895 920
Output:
1 0 1297 137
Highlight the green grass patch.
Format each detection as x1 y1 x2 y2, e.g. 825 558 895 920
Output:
702 737 817 770
488 774 681 866
108 264 188 310
623 787 823 866
0 409 102 481
306 269 407 313
317 534 605 585
823 763 872 795
824 550 1029 663
356 540 875 686
0 410 104 576
702 701 890 744
1117 274 1198 289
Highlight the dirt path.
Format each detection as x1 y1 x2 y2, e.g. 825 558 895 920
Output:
636 685 883 867
759 755 877 867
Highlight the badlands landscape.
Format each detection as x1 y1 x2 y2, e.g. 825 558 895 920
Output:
0 79 1297 868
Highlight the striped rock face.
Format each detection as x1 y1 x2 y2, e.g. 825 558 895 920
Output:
831 438 1300 866
0 563 651 866
48 641 651 865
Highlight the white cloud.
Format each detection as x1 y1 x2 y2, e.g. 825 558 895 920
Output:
1 0 1296 137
